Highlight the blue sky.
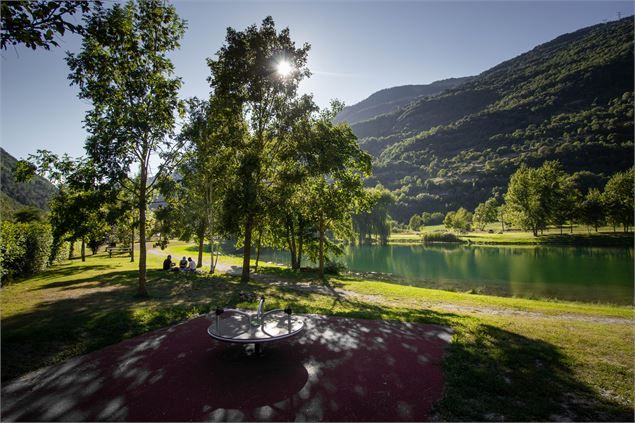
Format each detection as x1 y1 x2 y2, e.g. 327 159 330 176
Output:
1 0 633 162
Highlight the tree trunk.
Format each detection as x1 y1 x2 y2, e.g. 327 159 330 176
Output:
130 225 135 262
241 214 253 283
137 166 149 297
318 215 325 279
69 240 74 260
207 184 217 274
286 219 297 270
255 226 263 272
197 226 205 268
560 225 563 235
297 219 304 270
81 237 86 262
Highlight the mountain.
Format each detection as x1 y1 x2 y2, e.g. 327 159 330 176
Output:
352 17 634 222
0 148 57 216
335 77 473 126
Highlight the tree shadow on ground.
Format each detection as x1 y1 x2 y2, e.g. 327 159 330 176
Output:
1 269 238 382
435 323 634 422
2 267 632 421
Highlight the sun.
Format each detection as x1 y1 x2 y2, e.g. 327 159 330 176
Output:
276 60 293 77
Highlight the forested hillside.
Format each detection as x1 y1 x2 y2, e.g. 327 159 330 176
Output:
0 148 56 214
350 17 634 222
334 77 472 125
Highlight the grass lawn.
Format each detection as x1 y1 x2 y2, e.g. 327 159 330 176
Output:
391 224 634 246
1 243 633 421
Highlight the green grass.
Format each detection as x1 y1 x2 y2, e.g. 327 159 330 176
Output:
390 225 634 246
1 245 633 421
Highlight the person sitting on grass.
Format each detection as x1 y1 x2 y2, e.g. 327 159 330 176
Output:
163 255 174 271
188 257 196 272
179 256 188 271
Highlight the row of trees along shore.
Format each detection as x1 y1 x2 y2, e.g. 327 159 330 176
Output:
10 2 377 295
409 163 634 235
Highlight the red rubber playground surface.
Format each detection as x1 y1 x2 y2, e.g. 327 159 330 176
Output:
1 315 452 422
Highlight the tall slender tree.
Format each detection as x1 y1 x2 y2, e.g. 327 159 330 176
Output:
66 0 186 296
207 16 310 282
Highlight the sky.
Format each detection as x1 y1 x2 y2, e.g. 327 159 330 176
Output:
1 0 633 163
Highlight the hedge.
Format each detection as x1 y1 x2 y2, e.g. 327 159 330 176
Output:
1 221 54 282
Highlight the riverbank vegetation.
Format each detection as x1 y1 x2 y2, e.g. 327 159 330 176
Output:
393 224 634 246
1 248 632 421
407 163 634 241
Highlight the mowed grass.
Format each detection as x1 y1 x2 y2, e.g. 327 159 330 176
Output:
1 243 633 421
390 224 634 246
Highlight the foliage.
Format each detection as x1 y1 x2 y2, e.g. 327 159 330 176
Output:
472 197 498 231
13 206 45 223
578 189 605 231
66 0 186 296
207 16 311 282
602 167 634 231
421 232 462 243
1 1 101 50
353 184 395 244
0 221 53 281
503 162 565 236
408 214 423 231
444 207 473 232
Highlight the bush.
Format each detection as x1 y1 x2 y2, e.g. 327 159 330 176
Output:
1 221 54 282
49 240 70 264
421 232 463 243
324 260 346 275
0 221 27 281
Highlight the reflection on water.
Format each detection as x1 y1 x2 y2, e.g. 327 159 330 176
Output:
257 244 634 305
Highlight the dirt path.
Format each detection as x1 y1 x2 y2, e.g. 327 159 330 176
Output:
149 249 632 325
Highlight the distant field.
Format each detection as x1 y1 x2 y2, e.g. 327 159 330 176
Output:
390 224 633 246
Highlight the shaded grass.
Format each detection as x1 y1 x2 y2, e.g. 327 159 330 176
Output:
1 250 633 421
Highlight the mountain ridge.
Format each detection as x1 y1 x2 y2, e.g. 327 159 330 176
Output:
0 148 57 216
349 17 634 222
335 77 473 126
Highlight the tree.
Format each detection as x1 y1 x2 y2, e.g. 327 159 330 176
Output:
504 164 547 236
353 185 395 244
408 214 423 232
1 1 101 50
603 168 634 232
578 188 605 232
444 207 472 232
15 150 111 262
301 102 371 278
207 16 310 282
542 162 578 234
66 0 186 296
472 197 498 231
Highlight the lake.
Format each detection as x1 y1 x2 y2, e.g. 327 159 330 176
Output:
257 244 634 305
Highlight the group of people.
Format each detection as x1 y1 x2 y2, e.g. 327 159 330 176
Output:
163 255 197 272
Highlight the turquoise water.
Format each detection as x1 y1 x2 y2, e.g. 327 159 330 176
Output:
256 244 634 305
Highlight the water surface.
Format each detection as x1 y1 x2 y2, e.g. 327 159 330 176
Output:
258 244 634 304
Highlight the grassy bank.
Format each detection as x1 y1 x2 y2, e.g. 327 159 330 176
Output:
391 224 634 246
1 245 633 421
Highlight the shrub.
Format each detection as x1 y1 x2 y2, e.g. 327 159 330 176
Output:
49 240 70 265
324 260 346 275
1 221 27 281
422 232 463 243
0 221 54 282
